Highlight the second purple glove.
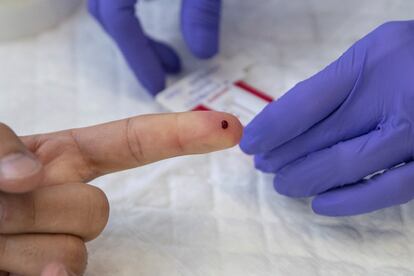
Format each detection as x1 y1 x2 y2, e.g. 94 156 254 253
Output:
88 0 221 95
241 21 414 217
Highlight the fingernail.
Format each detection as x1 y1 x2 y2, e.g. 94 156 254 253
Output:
0 152 41 180
41 264 71 276
54 266 69 276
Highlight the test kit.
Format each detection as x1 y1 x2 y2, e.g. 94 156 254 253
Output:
156 59 274 126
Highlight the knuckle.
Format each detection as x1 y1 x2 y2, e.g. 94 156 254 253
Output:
0 122 8 131
173 114 185 154
125 118 145 166
69 131 99 183
0 123 13 133
0 123 17 146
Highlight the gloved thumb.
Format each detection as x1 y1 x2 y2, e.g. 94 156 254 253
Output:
0 123 43 193
240 44 365 154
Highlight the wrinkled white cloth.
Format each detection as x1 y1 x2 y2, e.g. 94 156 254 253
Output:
1 1 414 275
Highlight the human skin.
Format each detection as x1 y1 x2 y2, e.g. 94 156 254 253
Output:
0 111 242 275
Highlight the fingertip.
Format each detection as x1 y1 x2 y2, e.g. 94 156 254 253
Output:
273 174 294 198
273 170 315 198
273 174 292 197
311 196 333 216
181 0 221 59
239 103 277 154
186 36 219 59
253 154 274 173
87 0 100 21
312 192 349 217
41 263 76 276
186 111 243 152
239 135 257 155
143 74 166 96
211 112 243 148
181 20 219 59
239 122 263 154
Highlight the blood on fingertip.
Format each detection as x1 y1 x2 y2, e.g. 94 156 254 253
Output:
221 120 229 129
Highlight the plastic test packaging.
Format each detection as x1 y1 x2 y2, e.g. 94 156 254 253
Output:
0 0 82 41
156 58 275 126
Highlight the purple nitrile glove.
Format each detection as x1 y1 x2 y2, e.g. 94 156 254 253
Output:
88 0 221 95
240 21 414 217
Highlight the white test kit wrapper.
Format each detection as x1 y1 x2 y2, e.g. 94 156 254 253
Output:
0 0 82 41
156 59 274 126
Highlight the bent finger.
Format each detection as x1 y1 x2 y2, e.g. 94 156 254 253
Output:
181 0 221 58
0 234 87 276
0 183 109 242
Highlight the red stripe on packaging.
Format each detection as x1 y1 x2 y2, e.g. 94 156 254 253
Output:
234 81 273 103
192 104 212 111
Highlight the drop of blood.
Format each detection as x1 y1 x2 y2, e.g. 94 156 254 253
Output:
221 120 229 129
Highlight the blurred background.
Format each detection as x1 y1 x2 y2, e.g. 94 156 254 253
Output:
1 0 414 275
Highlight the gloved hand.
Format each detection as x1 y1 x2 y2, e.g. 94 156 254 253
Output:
240 21 414 217
88 0 221 95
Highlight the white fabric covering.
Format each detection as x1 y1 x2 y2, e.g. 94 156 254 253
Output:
1 1 414 275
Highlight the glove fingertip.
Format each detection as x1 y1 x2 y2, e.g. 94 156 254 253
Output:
185 34 219 59
311 197 330 216
311 193 350 217
240 121 271 154
142 75 166 96
149 40 182 74
134 62 166 95
87 0 100 20
253 154 274 173
239 136 258 155
181 0 221 59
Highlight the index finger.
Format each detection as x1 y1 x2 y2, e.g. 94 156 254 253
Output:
26 112 242 181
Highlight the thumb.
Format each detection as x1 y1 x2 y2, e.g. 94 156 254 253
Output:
0 123 43 193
